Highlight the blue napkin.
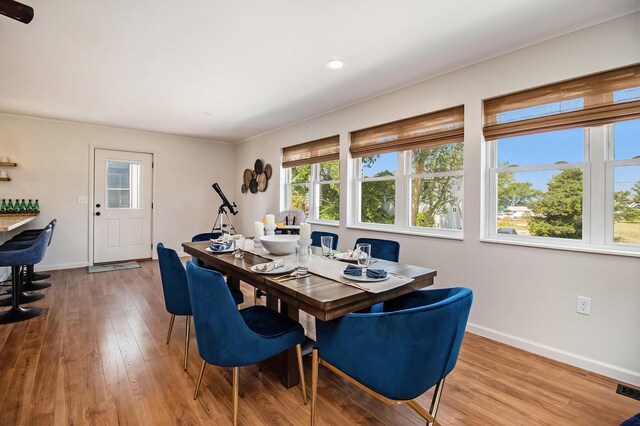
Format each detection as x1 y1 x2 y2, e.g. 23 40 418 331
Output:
209 241 233 252
343 264 388 279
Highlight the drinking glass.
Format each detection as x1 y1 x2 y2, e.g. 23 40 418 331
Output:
320 236 333 257
296 244 311 276
355 243 371 276
233 234 245 258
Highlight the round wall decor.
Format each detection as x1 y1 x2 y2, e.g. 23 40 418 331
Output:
242 159 272 194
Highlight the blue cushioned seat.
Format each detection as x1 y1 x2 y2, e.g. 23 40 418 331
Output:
354 237 400 262
310 287 473 425
6 219 56 289
310 231 339 250
186 261 307 424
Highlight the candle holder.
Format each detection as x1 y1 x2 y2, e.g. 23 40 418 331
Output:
265 224 276 236
253 237 263 249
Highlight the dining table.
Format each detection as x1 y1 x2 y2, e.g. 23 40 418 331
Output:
182 240 437 389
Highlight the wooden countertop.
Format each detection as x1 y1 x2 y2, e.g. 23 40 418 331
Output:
0 214 38 232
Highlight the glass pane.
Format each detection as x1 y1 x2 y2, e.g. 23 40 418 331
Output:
613 165 640 245
360 180 395 224
319 160 340 181
410 143 463 174
361 152 397 178
106 160 142 209
290 185 309 217
409 177 462 230
318 183 339 221
612 119 640 160
291 165 310 183
108 190 130 209
497 128 584 167
496 169 583 239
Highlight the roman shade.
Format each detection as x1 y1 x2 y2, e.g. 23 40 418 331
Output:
483 64 640 140
349 106 464 158
282 135 340 168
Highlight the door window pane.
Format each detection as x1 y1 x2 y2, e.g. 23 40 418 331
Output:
613 165 640 244
409 177 462 229
612 119 640 160
497 169 583 239
361 180 395 224
409 143 464 174
497 128 584 167
106 160 142 209
361 152 398 178
318 183 339 221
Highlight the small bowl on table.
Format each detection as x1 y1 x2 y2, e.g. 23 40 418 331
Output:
259 235 299 255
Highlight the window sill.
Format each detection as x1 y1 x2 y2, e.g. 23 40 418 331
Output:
346 224 464 240
480 236 640 258
305 220 340 228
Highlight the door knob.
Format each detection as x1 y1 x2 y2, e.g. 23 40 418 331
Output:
95 212 101 216
96 203 101 208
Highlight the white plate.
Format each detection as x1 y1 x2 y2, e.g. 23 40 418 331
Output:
340 271 389 282
205 247 234 254
250 264 297 275
333 252 366 262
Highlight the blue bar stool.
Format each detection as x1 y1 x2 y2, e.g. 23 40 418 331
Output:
8 219 57 291
0 224 52 323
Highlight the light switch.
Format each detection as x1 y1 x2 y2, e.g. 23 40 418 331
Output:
78 196 88 205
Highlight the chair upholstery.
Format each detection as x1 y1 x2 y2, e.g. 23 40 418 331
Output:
156 243 193 316
311 231 339 250
354 237 400 262
278 209 306 226
190 232 228 275
311 287 473 425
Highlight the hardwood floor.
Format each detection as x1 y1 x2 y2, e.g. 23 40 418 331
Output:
0 260 636 425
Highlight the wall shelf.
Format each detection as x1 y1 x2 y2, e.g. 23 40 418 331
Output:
0 177 10 182
0 162 17 167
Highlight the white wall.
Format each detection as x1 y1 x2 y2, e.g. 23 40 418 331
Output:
0 114 235 271
233 13 640 385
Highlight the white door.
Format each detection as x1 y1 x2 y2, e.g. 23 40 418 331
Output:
94 149 153 263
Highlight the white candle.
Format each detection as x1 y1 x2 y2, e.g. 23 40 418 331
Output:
254 221 264 238
265 214 275 226
299 222 311 240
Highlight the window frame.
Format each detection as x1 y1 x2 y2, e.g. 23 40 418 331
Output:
284 161 340 225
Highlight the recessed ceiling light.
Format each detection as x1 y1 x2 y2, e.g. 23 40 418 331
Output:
325 59 345 70
203 112 212 116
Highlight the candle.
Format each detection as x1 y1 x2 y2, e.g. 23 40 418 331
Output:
299 222 311 240
265 214 275 226
254 221 264 238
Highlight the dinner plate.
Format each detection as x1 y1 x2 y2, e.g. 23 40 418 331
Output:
250 264 297 275
340 271 389 282
205 247 234 254
333 251 366 262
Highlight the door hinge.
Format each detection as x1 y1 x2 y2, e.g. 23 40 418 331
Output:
151 202 154 209
152 162 154 168
151 243 153 250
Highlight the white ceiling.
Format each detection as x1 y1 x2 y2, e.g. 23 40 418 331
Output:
0 0 637 142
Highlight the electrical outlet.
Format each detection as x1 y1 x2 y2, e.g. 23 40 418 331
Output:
576 296 591 315
78 196 88 205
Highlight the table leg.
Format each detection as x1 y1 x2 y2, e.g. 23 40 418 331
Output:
226 275 241 293
277 301 300 388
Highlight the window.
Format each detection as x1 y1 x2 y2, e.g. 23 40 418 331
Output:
106 160 142 209
484 64 640 253
283 136 340 223
351 106 464 236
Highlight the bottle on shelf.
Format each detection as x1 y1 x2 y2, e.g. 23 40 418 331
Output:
0 199 6 213
20 199 27 212
34 199 40 212
26 199 33 211
7 199 14 213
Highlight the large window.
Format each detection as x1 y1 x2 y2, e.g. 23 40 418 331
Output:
283 136 340 223
351 106 464 236
484 64 640 252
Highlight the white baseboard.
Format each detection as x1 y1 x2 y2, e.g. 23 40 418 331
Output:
35 261 89 272
467 322 640 387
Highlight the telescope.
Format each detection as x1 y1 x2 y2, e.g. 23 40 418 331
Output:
211 183 237 234
212 183 237 215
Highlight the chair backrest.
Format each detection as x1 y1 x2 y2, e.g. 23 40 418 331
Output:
156 243 192 316
191 232 221 242
310 231 339 250
354 237 400 262
278 209 306 225
0 224 52 267
185 261 263 367
316 287 473 401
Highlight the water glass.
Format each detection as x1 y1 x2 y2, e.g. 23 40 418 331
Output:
355 243 371 276
320 236 333 257
296 244 311 276
233 234 245 258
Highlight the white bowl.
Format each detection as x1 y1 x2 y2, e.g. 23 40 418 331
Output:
259 235 299 255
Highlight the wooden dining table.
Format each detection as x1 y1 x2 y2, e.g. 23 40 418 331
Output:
182 240 437 388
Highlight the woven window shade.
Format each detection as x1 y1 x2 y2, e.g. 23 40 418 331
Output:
282 135 340 168
483 64 640 140
349 106 464 158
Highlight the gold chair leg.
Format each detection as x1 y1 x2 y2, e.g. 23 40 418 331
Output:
310 348 319 426
166 314 175 344
296 344 307 405
429 377 445 423
232 367 239 426
193 360 206 400
184 316 191 371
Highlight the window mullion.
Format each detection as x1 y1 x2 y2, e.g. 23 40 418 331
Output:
589 126 605 245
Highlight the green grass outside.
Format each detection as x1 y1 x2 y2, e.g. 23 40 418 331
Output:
498 218 640 244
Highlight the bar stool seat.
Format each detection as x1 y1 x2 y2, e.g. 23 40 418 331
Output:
0 224 52 323
6 219 56 289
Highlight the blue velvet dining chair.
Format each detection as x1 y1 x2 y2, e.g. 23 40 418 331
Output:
310 231 339 250
186 261 307 425
310 287 473 426
354 237 400 262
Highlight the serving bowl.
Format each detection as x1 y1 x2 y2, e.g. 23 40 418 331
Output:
259 234 299 255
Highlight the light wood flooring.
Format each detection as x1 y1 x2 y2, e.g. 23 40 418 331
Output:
0 260 637 425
